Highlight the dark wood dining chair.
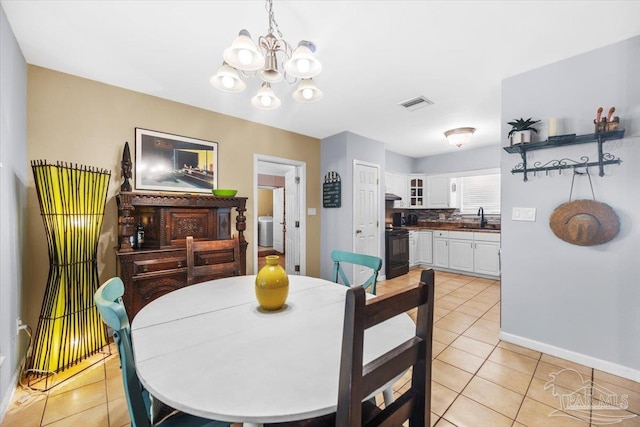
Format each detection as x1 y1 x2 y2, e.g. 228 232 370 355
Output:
270 269 434 427
186 235 241 285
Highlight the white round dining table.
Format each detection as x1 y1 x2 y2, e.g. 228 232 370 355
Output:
131 275 415 426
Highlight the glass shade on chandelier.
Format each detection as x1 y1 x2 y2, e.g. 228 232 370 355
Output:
210 63 246 93
223 30 265 71
211 0 322 109
285 41 322 78
444 127 476 147
251 83 282 110
292 78 323 103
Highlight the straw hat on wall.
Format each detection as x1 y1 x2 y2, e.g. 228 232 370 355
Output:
549 199 620 246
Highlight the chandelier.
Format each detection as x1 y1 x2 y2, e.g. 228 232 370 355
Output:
210 0 323 110
444 127 476 148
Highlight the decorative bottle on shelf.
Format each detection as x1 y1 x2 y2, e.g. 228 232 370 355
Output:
255 255 289 311
136 219 145 249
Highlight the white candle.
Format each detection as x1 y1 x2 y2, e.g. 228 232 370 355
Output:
549 117 558 137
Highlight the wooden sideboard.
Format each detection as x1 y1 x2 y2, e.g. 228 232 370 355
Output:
116 191 247 317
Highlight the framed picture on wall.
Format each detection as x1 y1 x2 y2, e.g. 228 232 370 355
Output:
134 128 218 193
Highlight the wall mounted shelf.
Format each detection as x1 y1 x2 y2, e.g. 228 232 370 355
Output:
503 129 625 181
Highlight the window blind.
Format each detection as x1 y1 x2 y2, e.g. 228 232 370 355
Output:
460 173 501 214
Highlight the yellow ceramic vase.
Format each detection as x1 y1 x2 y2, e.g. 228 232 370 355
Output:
255 255 289 311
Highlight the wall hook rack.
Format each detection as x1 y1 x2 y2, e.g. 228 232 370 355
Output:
503 130 625 181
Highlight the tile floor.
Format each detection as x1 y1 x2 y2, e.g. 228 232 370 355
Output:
2 269 638 427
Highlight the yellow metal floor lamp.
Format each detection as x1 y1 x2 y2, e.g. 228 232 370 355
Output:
28 161 111 389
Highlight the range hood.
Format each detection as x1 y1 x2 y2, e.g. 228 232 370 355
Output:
385 193 401 201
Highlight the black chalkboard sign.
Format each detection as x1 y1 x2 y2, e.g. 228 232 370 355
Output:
323 171 341 208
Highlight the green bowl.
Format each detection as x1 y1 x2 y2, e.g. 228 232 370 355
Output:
212 189 237 197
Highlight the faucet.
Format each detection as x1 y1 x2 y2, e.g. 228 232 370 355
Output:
478 207 487 229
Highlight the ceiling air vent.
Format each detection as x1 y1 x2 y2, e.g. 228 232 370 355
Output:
399 96 434 111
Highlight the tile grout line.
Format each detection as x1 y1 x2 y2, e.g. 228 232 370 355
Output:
432 277 480 426
435 284 503 426
511 350 543 426
104 358 112 427
436 288 540 426
38 386 49 427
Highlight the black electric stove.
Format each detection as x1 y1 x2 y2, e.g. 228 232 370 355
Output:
385 227 409 278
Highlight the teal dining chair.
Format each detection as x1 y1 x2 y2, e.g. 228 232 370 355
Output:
94 277 230 427
331 250 383 295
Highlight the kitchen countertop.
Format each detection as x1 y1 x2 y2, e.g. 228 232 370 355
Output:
387 221 501 233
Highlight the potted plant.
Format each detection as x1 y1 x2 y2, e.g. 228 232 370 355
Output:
508 117 540 145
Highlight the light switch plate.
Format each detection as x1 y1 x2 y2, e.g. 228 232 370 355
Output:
307 208 316 216
512 207 536 221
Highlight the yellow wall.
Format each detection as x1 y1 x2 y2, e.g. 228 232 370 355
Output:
26 66 321 331
258 188 273 217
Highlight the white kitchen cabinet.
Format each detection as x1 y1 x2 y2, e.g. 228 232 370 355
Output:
426 175 451 208
389 172 408 208
433 230 449 268
473 232 501 276
384 171 394 193
424 229 501 277
408 230 418 267
417 230 433 264
408 174 426 208
449 231 474 273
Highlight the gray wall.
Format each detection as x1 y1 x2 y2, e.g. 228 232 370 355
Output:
321 131 386 281
413 145 500 174
385 150 413 173
501 36 640 380
0 5 27 419
385 144 499 176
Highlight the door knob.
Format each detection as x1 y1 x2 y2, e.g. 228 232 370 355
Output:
356 229 362 234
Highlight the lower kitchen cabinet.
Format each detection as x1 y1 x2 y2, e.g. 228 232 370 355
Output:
433 230 449 268
408 230 418 267
417 230 433 264
473 233 501 276
449 232 474 273
416 229 500 278
408 228 500 277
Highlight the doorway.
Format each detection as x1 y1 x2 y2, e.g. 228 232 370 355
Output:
254 155 306 275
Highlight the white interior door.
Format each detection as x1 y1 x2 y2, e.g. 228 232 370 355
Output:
354 162 379 286
285 169 300 275
272 188 284 253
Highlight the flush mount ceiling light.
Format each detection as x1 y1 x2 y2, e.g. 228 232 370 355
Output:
210 0 323 110
444 127 476 148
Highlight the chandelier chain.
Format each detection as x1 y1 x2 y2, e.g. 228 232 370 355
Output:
265 0 284 39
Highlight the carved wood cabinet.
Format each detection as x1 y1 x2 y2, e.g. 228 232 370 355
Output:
116 191 247 317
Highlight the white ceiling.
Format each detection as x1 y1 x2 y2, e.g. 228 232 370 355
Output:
3 1 640 158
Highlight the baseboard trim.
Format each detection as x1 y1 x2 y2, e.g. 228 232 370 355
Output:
500 331 640 382
419 265 500 280
0 365 20 423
